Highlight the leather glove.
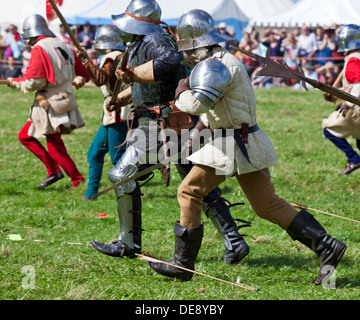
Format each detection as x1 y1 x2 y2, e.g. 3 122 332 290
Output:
335 102 350 117
75 48 90 65
6 77 18 89
72 76 86 90
175 77 190 100
324 92 336 103
115 66 135 84
185 118 207 156
105 96 121 112
105 87 132 112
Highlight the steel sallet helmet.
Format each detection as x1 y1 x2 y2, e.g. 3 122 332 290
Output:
22 14 56 39
176 9 234 52
112 0 163 36
93 25 126 51
189 58 231 109
337 24 360 53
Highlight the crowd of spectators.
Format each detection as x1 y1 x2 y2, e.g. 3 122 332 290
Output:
225 23 343 89
0 20 344 90
0 21 99 80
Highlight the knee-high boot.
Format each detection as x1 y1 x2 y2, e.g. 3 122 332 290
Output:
149 221 204 281
203 188 250 264
287 210 347 285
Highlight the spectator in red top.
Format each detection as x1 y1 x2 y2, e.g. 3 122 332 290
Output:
7 14 90 189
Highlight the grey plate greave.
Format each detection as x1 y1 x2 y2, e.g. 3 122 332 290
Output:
108 145 144 250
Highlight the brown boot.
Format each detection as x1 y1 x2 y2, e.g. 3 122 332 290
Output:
338 161 360 175
148 221 203 281
287 210 347 285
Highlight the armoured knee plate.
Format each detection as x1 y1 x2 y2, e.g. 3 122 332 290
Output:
108 144 144 195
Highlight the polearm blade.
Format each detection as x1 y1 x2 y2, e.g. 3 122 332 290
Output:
230 45 360 106
91 151 182 199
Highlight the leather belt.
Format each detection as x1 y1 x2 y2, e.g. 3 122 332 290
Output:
215 123 273 178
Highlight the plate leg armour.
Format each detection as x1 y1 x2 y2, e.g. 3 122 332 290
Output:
91 145 144 258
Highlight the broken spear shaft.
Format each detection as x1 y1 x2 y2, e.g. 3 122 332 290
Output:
136 253 260 292
48 0 82 51
291 203 360 224
90 151 183 199
230 46 360 107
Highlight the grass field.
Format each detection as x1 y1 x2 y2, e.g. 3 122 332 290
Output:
0 85 359 301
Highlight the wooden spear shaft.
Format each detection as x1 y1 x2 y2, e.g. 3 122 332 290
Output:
331 69 344 105
135 253 260 292
291 203 360 224
47 0 82 51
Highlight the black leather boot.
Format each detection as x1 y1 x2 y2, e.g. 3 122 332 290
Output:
37 172 64 189
287 210 347 285
203 188 250 264
148 221 204 281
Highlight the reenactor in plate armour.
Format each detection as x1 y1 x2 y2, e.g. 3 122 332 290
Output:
90 0 252 265
7 14 90 189
323 24 360 175
148 9 347 285
75 25 132 200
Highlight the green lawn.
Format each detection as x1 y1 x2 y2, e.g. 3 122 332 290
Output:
1 85 359 300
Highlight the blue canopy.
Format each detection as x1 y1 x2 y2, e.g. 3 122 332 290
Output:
64 0 249 41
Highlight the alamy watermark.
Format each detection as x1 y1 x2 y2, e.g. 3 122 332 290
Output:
320 266 337 290
126 122 237 176
21 265 36 289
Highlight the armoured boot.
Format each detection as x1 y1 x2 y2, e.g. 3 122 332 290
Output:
91 183 143 258
149 221 204 281
287 210 347 285
203 188 250 264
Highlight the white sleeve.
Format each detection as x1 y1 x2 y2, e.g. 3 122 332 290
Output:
14 78 47 94
174 90 210 115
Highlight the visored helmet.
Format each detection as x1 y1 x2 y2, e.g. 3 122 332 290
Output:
94 25 126 51
177 9 234 52
22 14 55 39
189 58 231 109
112 0 163 36
337 24 360 53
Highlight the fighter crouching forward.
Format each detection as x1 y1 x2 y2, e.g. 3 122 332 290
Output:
148 9 347 285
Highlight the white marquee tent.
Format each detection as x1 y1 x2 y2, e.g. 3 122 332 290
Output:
255 0 360 28
0 0 102 31
234 0 296 26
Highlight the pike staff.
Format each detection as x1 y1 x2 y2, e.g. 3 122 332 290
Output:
47 0 82 51
136 253 260 292
291 203 360 224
